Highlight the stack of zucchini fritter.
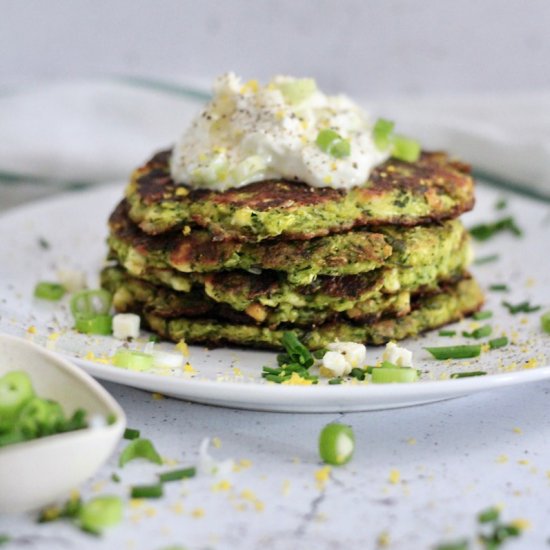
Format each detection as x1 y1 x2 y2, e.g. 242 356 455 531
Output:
101 150 484 349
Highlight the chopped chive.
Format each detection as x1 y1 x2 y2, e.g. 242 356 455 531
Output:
158 467 196 483
425 345 482 360
541 312 550 334
328 378 343 385
502 300 541 314
434 540 469 550
350 367 366 381
473 310 493 320
495 198 507 210
130 483 163 499
478 506 500 523
474 254 499 265
38 237 50 250
264 374 291 384
261 366 282 376
489 336 508 349
438 330 456 337
123 428 140 440
111 473 121 483
282 332 314 368
450 371 487 379
462 325 492 339
489 284 509 292
470 216 523 241
276 353 290 366
148 334 160 343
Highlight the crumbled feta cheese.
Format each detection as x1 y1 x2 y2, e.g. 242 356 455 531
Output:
112 313 140 340
56 268 87 293
382 341 413 367
327 342 367 369
198 438 234 476
322 350 351 377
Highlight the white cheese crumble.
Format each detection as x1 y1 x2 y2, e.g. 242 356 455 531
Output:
171 73 390 190
321 342 367 377
382 341 413 367
112 313 140 340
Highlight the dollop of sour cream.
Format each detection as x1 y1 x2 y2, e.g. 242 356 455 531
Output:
170 73 390 191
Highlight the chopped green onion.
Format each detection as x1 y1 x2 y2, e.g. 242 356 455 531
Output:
425 345 482 360
119 438 162 467
474 254 499 265
262 366 282 376
541 312 550 334
112 350 154 371
312 348 327 360
328 377 343 385
434 540 469 550
78 496 123 534
38 237 50 250
489 336 508 350
502 300 541 314
34 282 66 301
489 284 509 292
478 507 500 523
450 371 487 379
470 216 523 241
148 334 160 343
130 484 163 499
462 325 492 339
276 78 317 105
70 289 112 318
111 473 121 483
438 330 456 337
315 129 351 159
372 118 395 150
318 423 355 466
264 374 289 384
392 135 421 163
0 371 35 431
473 311 493 321
380 360 398 369
123 427 140 440
371 367 418 383
0 535 10 546
158 467 196 483
75 314 112 335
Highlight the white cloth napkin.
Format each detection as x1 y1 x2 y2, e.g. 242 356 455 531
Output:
1 78 549 199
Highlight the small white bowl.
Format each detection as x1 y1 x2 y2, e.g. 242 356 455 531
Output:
0 334 126 514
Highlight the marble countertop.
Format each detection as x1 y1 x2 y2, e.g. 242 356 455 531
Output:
2 378 550 550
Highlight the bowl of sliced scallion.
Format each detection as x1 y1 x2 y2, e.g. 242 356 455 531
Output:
0 334 125 513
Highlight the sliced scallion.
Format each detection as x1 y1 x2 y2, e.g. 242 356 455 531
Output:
489 284 509 292
315 129 351 159
75 314 112 335
119 438 162 468
70 289 112 318
123 428 140 440
319 423 355 466
78 496 123 534
470 216 522 241
425 345 482 360
112 350 153 371
34 282 66 301
372 118 395 150
438 330 456 337
489 336 508 350
392 135 421 163
462 325 492 339
542 312 550 334
502 300 541 314
473 311 493 321
371 367 418 383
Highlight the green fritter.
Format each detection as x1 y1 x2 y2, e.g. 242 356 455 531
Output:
125 150 475 242
107 219 470 320
101 266 414 327
108 199 392 285
142 278 484 350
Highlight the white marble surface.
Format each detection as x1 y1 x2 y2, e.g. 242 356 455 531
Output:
2 379 550 550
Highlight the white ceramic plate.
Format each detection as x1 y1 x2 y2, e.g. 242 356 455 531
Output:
0 183 549 412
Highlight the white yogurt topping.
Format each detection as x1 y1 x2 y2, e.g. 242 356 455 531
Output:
170 73 390 190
